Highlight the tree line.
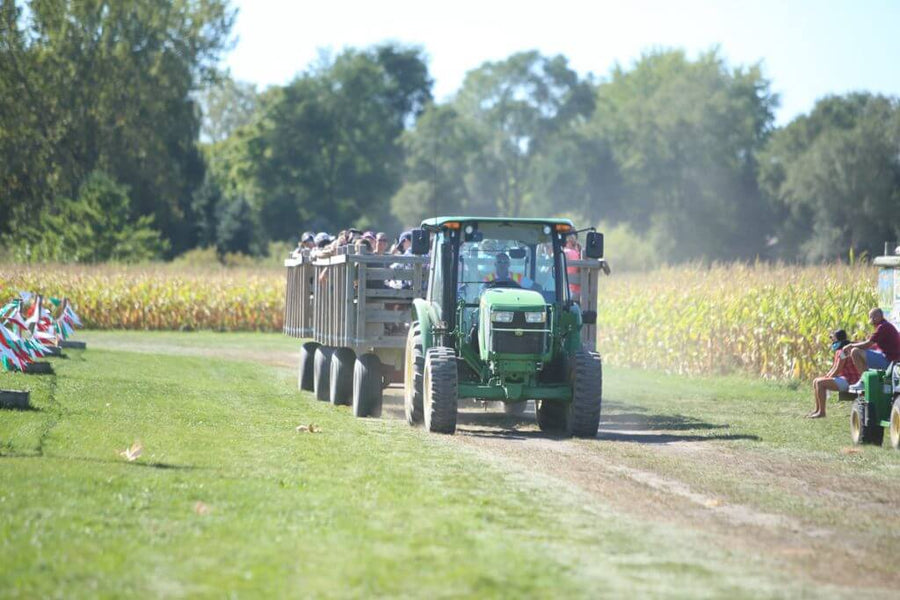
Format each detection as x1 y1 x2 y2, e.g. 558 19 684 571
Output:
2 1 898 265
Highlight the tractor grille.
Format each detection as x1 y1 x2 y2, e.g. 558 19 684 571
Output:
491 311 548 355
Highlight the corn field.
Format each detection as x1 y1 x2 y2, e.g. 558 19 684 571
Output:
596 262 878 380
0 261 880 380
0 264 284 332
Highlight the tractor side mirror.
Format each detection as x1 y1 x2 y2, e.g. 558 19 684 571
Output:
582 310 597 325
584 232 604 259
411 229 429 255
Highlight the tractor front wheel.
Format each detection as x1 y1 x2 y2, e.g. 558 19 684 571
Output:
851 399 884 446
423 347 458 434
313 346 333 402
536 400 567 433
890 397 900 450
352 353 383 418
404 323 425 425
569 350 603 438
298 341 320 391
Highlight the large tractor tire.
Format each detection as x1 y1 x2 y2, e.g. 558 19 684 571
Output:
851 399 884 446
889 397 900 450
404 323 425 425
352 353 383 418
423 347 458 434
298 341 320 391
329 347 355 406
503 401 528 416
536 351 602 437
313 346 333 402
569 350 603 438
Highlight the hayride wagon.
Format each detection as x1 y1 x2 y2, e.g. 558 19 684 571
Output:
849 244 900 449
284 251 428 417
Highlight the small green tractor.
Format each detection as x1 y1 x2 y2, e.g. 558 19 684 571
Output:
403 217 604 437
850 247 900 449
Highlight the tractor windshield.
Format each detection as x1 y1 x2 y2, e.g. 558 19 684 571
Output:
457 222 562 305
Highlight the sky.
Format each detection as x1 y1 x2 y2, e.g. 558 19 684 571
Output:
225 0 900 125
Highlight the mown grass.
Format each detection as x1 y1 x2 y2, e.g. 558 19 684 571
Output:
0 332 839 598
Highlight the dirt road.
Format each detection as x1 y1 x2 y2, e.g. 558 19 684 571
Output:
382 385 899 592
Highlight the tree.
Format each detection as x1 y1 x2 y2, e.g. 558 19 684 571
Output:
232 43 433 240
0 0 236 256
759 93 900 262
199 75 259 143
590 48 778 261
10 171 167 263
392 51 595 223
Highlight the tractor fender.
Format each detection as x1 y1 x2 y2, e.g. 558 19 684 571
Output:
412 298 440 351
561 302 584 354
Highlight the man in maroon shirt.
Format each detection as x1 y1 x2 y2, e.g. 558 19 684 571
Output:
847 308 900 391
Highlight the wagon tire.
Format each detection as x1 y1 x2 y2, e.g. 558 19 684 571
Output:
313 346 333 402
298 341 320 391
353 353 383 418
329 348 355 406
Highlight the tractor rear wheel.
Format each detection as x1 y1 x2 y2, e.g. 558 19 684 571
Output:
503 401 528 416
851 399 884 446
569 351 603 438
404 323 425 425
423 347 458 434
353 353 383 418
313 346 333 402
329 348 355 406
298 341 320 391
890 397 900 450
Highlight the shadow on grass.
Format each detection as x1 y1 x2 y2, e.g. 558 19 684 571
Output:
0 405 42 413
456 397 761 444
596 431 760 444
0 453 207 471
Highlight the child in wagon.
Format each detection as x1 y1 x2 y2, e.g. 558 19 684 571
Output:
808 329 860 418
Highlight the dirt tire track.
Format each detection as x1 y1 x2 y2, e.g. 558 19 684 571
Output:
382 388 899 591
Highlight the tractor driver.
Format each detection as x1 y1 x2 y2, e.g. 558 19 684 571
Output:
484 252 540 290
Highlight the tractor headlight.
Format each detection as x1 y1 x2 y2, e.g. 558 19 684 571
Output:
491 311 514 323
525 311 546 324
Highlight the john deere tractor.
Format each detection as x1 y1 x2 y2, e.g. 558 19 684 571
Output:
850 247 900 449
403 217 604 437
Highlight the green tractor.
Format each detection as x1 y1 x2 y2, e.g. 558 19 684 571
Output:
850 247 900 449
403 217 604 437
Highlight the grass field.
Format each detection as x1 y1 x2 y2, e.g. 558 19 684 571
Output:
1 332 898 598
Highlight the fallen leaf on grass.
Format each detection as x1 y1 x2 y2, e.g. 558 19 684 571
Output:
840 447 862 455
295 424 321 433
704 498 722 508
194 501 210 516
119 441 143 462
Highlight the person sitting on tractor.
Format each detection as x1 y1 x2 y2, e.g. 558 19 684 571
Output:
809 329 860 418
847 308 900 392
483 252 541 291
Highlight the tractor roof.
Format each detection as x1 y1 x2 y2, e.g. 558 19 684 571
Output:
420 216 574 229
